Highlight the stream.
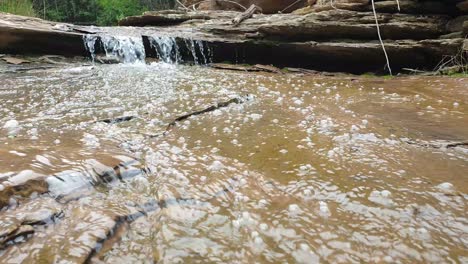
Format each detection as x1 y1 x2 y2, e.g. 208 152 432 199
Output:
0 40 467 262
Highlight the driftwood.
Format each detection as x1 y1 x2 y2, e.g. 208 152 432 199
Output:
232 4 261 26
97 116 136 124
253 64 283 74
139 96 251 139
166 96 246 132
405 140 468 149
209 63 282 73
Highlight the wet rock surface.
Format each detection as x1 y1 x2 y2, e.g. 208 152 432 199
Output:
0 62 467 262
118 4 467 72
0 12 96 56
2 2 467 73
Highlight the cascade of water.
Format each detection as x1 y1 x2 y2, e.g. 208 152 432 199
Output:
148 36 181 64
196 40 211 65
184 38 200 65
149 36 212 65
184 38 213 65
83 34 146 64
100 35 146 63
83 35 99 62
84 34 213 65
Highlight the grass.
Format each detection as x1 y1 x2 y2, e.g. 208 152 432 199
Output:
446 72 468 77
0 0 36 17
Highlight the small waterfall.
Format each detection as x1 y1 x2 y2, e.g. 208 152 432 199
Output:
83 35 98 62
84 34 146 64
196 40 210 65
84 34 212 65
149 36 181 64
185 38 200 65
148 36 212 65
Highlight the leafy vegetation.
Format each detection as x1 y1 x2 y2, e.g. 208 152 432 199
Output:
0 0 175 25
0 0 36 17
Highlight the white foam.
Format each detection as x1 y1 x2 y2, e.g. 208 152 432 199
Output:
208 160 225 171
3 119 19 129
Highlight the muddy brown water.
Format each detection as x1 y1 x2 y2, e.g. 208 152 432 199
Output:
0 63 467 263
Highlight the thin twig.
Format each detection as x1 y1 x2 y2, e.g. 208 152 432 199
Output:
187 0 208 9
280 0 304 13
96 116 136 124
395 0 400 11
371 0 393 75
165 96 247 133
175 0 190 10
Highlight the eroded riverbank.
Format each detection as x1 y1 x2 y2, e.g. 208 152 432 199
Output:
0 62 467 263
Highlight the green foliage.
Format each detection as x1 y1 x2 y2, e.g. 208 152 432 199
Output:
96 0 147 25
1 0 175 26
0 0 36 17
33 0 101 24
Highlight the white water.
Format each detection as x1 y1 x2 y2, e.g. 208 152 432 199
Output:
84 34 146 64
149 36 212 65
83 34 98 62
149 36 181 64
84 34 212 65
100 35 146 63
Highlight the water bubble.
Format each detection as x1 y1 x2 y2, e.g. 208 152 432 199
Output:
249 114 262 121
319 201 331 217
254 236 264 244
208 160 224 171
436 182 455 194
289 204 300 213
259 223 268 231
350 125 360 133
3 119 19 129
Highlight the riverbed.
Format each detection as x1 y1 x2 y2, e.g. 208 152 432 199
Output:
0 62 467 263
